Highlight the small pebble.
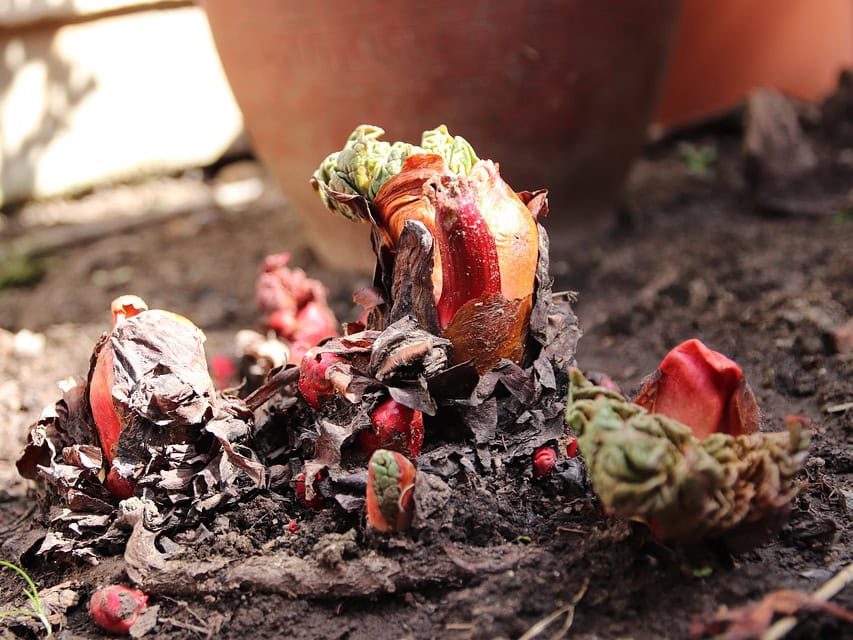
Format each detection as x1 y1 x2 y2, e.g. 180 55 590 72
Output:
13 329 45 359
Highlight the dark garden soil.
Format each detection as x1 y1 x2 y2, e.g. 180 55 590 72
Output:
0 86 851 639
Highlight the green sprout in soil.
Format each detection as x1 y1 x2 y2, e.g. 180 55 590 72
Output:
0 560 53 637
831 208 853 226
678 141 718 177
0 247 45 289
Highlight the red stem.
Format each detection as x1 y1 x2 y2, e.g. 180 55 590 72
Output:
430 176 501 328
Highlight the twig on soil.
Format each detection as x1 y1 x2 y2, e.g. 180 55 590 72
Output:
160 617 209 636
761 561 853 640
824 401 853 414
556 526 585 535
517 577 589 640
159 596 209 631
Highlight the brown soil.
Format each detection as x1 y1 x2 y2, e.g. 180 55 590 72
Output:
1 96 851 639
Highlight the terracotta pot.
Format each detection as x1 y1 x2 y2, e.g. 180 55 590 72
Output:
202 1 680 271
656 0 853 127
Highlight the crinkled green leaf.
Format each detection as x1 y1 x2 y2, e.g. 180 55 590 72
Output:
312 124 480 220
566 369 809 544
421 125 479 175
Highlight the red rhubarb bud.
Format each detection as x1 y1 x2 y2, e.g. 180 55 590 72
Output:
428 162 539 370
89 585 148 634
89 296 149 465
256 253 339 350
366 449 416 532
633 339 759 440
533 446 557 478
297 350 345 409
105 467 136 500
565 435 578 458
292 301 339 349
295 471 325 510
358 398 424 458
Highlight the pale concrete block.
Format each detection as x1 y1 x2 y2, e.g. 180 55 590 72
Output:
0 0 177 27
0 5 246 206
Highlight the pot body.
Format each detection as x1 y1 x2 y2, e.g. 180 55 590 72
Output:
203 0 680 270
657 0 853 127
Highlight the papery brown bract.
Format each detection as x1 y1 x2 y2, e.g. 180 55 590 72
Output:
88 296 215 497
634 339 759 440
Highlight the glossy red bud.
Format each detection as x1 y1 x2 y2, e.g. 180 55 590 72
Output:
89 585 148 634
358 398 424 458
297 350 344 409
533 447 557 478
565 436 578 459
633 339 759 440
105 466 136 500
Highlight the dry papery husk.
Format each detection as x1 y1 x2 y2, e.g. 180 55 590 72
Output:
15 317 266 562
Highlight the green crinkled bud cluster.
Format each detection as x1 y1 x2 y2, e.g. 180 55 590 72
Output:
313 124 479 221
566 369 809 542
371 450 403 525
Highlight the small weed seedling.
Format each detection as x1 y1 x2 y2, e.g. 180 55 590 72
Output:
0 560 53 637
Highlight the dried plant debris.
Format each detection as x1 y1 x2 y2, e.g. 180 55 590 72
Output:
14 126 579 573
690 588 853 640
16 297 266 560
567 356 809 548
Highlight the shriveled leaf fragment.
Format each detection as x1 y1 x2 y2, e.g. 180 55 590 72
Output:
368 316 450 383
204 398 265 488
689 588 853 639
567 369 809 544
388 221 441 333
